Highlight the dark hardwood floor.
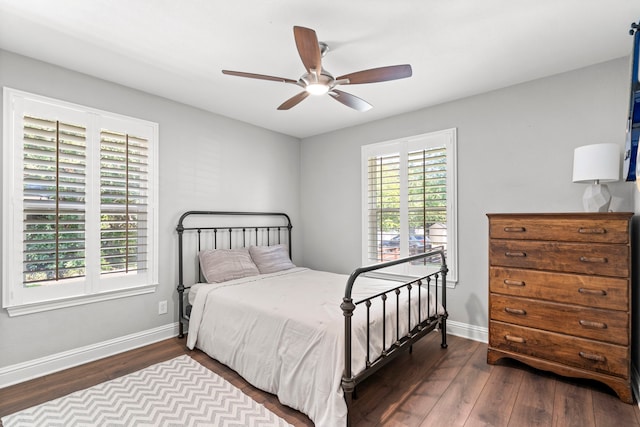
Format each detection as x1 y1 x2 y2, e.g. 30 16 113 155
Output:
1 333 638 426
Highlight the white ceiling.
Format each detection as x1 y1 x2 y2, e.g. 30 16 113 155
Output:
1 0 639 139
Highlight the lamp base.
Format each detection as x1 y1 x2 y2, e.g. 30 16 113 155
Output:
582 184 612 212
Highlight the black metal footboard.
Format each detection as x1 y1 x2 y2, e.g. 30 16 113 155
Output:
341 248 448 425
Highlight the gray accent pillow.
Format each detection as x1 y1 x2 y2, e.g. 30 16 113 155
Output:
198 248 259 283
249 244 296 274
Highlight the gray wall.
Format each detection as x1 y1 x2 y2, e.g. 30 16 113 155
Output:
0 50 301 367
299 57 635 330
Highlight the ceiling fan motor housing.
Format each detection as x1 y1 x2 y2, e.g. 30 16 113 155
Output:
301 69 334 94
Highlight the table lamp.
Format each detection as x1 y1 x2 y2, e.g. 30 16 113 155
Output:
572 143 620 212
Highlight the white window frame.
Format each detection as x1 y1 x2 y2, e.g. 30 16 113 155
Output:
2 88 159 316
361 128 458 286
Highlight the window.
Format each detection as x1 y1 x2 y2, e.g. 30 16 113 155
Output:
3 88 159 316
361 129 457 283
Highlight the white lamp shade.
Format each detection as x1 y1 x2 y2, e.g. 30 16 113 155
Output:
572 143 620 183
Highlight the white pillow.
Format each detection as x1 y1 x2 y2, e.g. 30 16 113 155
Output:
249 244 296 274
198 248 259 283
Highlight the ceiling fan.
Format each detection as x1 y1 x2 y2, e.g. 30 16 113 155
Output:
222 26 412 112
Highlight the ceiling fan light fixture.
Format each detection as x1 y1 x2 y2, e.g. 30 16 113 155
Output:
306 83 330 96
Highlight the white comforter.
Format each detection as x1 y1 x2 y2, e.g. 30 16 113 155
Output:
187 267 441 427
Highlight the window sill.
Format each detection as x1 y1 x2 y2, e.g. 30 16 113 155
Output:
363 271 457 289
4 284 157 317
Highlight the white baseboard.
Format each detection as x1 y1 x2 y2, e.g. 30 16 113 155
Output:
446 319 488 343
0 322 180 389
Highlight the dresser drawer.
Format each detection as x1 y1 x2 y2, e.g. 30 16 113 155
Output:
489 216 629 243
490 294 628 345
489 267 629 311
489 321 629 378
489 240 628 277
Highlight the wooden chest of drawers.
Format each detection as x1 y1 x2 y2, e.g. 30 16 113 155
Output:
487 212 633 403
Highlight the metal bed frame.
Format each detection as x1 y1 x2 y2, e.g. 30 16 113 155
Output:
176 211 448 426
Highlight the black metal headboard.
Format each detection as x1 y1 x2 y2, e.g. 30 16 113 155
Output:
176 211 293 337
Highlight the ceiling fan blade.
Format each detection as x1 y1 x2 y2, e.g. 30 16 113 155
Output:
337 64 412 84
277 91 310 110
329 89 372 112
222 70 298 84
293 26 322 73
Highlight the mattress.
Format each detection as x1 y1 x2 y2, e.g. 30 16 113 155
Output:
187 267 441 427
187 282 206 306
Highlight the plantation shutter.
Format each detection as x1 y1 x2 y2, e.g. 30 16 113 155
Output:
365 144 448 264
100 130 149 275
5 89 159 313
366 153 400 262
361 129 456 280
22 115 87 285
407 146 447 245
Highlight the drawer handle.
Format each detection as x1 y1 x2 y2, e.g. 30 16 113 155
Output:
578 288 607 296
504 279 525 287
505 307 527 315
579 320 607 329
578 227 606 235
505 252 526 258
505 334 526 344
579 351 606 362
504 227 526 233
579 256 608 264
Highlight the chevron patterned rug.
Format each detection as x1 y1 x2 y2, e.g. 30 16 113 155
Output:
1 355 293 427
